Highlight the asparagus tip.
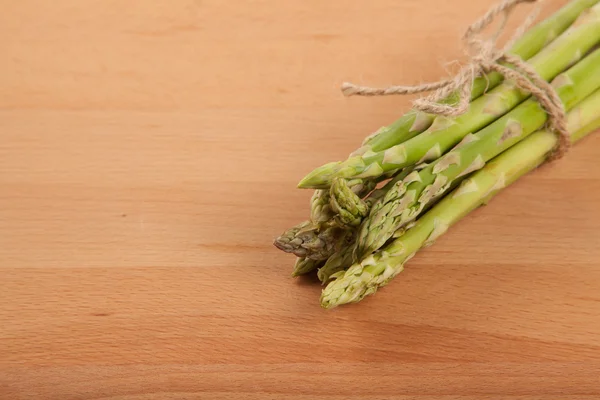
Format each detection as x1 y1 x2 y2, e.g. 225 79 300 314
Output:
297 161 341 189
272 237 288 252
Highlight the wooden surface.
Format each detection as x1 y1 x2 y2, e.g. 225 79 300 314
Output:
2 0 600 398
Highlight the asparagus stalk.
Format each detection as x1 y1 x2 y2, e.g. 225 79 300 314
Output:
273 221 342 260
321 87 600 309
355 48 600 258
310 190 334 225
317 246 354 283
329 178 369 227
352 0 599 157
574 118 600 140
292 228 357 276
292 257 325 277
310 178 378 225
299 4 600 189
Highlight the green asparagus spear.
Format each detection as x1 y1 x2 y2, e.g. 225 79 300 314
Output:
355 49 600 258
352 0 599 157
291 228 357 276
329 178 370 228
309 190 333 225
321 87 600 309
573 118 600 141
310 178 378 225
292 257 325 277
299 3 600 189
273 221 340 260
317 246 354 283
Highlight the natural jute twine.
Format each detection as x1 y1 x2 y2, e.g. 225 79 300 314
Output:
341 0 570 159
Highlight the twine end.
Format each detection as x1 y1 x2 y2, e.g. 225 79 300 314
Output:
341 82 357 97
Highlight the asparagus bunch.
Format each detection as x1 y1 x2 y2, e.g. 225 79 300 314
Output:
274 0 599 261
273 0 600 308
322 87 600 308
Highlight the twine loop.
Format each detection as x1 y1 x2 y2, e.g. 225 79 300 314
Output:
341 0 569 158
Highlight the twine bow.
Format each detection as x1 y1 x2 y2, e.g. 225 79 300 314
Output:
341 0 570 159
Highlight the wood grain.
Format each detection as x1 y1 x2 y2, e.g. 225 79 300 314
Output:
1 0 600 398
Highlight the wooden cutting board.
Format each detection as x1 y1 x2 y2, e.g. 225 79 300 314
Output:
2 0 599 398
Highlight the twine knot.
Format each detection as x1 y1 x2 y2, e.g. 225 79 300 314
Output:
342 0 569 159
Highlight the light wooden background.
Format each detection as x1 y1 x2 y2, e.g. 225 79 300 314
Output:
2 0 600 398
